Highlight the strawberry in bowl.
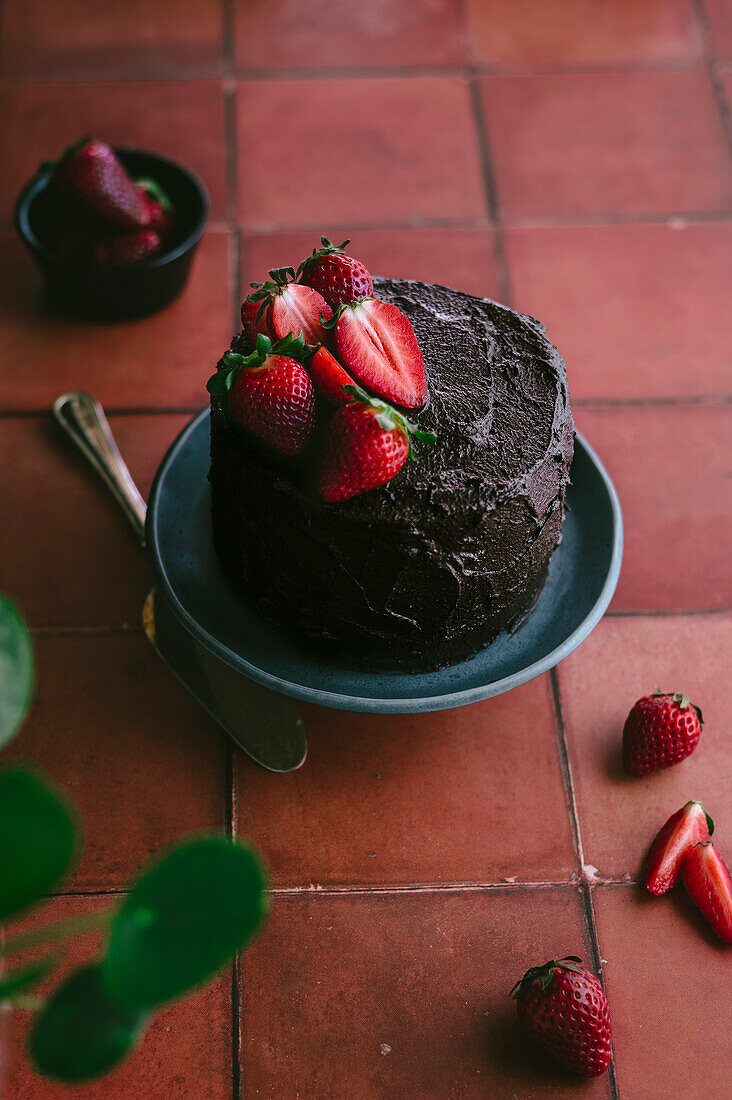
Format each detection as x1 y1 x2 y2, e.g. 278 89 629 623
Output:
15 138 208 320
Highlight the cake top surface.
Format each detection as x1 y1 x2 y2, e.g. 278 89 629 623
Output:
223 275 573 526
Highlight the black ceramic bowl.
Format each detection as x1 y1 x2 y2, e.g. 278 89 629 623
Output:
14 148 209 321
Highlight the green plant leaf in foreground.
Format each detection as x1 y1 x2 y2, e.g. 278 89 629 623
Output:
0 956 57 1003
0 595 34 749
29 964 148 1082
103 837 267 1009
0 767 76 921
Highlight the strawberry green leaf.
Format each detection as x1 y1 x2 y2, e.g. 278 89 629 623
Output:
29 964 148 1082
134 177 172 213
103 837 267 1010
0 595 34 749
0 767 76 920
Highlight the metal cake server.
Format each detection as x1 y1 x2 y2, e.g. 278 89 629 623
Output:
52 390 307 773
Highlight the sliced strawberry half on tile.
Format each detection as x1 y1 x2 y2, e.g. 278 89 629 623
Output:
326 298 427 409
245 267 332 346
308 346 356 406
682 841 732 944
645 801 713 896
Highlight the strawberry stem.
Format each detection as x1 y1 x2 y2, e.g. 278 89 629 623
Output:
341 385 437 459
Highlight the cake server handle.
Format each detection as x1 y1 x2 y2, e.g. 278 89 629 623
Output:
51 391 147 548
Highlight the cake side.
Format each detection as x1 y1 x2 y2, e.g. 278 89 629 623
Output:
209 277 574 672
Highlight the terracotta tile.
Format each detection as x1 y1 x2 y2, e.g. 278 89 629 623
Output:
706 0 732 59
0 414 189 629
236 677 576 887
481 72 732 218
594 885 731 1097
1 632 226 890
242 226 501 300
236 78 486 228
234 0 465 70
3 896 232 1099
574 405 732 611
557 614 732 881
465 0 702 67
0 231 232 411
505 222 732 400
0 81 227 223
0 0 224 79
240 887 608 1098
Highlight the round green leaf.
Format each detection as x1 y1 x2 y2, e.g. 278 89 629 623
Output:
103 837 267 1009
0 596 34 748
29 964 147 1082
0 767 76 920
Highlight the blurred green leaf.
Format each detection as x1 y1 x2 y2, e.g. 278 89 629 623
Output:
28 964 147 1082
0 956 56 1002
103 837 267 1009
0 596 34 749
0 767 76 920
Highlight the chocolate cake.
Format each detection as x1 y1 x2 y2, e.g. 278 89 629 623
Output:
209 277 574 672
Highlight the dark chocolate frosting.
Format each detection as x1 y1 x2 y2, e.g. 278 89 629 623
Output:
209 277 574 672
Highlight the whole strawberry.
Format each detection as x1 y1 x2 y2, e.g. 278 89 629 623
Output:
318 386 436 502
49 138 146 230
245 267 333 345
623 691 703 777
90 229 162 267
208 333 315 456
511 956 612 1078
297 237 374 309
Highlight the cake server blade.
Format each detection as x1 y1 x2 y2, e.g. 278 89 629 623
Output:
143 590 307 773
52 390 307 773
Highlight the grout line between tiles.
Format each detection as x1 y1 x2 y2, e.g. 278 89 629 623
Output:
550 669 620 1096
467 75 512 305
43 878 644 903
693 0 732 155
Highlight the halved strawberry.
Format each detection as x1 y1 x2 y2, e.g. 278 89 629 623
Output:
645 801 713 896
308 347 356 406
325 298 427 409
317 386 436 502
241 296 271 344
682 841 732 944
245 268 332 345
207 333 315 456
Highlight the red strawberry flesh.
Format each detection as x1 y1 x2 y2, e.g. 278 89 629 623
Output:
308 347 355 406
645 801 713 895
270 283 332 344
682 842 732 944
90 229 162 267
333 298 427 409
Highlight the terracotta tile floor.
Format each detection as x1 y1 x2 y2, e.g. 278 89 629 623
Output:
1 1 730 1095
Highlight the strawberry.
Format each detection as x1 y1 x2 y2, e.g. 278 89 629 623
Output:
207 333 315 456
245 268 332 345
297 236 374 309
90 229 162 267
645 801 713 895
135 178 174 236
681 841 732 945
317 386 436 502
308 347 356 406
510 956 612 1078
622 690 703 777
325 298 427 409
48 138 145 230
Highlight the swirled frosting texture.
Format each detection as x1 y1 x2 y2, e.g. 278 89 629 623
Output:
209 277 574 671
